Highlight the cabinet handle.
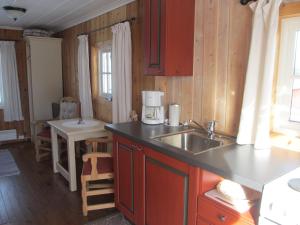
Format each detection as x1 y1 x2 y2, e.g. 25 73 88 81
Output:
218 215 226 222
131 144 143 151
136 146 143 151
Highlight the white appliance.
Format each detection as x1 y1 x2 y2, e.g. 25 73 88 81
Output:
259 167 300 225
169 104 181 126
142 91 164 125
26 36 63 137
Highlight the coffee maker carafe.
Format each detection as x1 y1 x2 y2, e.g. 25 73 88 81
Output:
142 91 164 125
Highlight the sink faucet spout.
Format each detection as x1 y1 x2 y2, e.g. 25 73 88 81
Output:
78 117 84 125
188 119 216 139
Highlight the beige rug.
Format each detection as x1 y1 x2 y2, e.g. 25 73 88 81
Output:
0 150 20 178
0 187 8 224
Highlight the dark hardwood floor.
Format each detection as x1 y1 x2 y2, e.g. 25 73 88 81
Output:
0 142 116 225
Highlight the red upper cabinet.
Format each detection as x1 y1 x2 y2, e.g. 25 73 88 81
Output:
144 0 195 76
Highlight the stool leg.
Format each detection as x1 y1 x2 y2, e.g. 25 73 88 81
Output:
81 177 88 216
92 142 98 152
35 139 41 162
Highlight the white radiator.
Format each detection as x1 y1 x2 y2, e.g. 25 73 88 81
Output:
0 129 23 141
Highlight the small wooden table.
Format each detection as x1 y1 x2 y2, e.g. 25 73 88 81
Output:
48 119 109 192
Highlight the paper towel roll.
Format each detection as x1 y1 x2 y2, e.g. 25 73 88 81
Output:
169 104 181 126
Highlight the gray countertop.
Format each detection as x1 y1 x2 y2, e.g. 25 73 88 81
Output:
105 122 300 192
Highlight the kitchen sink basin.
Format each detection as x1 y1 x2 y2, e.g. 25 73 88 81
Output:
153 130 235 154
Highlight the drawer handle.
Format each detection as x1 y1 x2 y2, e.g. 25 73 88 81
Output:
218 215 226 222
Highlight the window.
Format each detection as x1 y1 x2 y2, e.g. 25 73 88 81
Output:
290 32 300 122
0 61 3 107
274 17 300 134
98 45 112 100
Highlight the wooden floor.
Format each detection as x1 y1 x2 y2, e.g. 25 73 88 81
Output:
0 142 116 225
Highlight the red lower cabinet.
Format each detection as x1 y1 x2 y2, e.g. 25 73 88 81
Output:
113 135 198 225
143 148 198 225
113 135 144 224
113 135 258 225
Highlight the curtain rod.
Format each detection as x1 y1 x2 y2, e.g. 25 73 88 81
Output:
0 38 22 41
240 0 257 5
78 17 136 36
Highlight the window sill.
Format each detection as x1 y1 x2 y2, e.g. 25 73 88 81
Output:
271 132 300 152
96 95 112 103
100 95 112 102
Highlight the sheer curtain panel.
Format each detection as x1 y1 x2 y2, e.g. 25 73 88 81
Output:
77 35 93 119
237 0 282 149
0 41 23 122
111 22 132 123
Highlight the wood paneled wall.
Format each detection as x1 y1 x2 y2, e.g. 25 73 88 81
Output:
60 0 252 136
58 1 154 123
155 0 252 136
0 29 30 138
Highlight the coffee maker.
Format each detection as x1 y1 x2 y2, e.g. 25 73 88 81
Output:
142 91 164 125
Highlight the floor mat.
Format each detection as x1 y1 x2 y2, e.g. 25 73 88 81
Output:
0 191 8 224
85 213 132 225
0 149 20 178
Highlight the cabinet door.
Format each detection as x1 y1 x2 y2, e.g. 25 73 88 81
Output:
144 0 165 75
113 136 143 223
143 148 198 225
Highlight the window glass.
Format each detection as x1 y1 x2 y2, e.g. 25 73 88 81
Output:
289 30 300 122
290 78 300 122
0 88 3 105
98 45 112 100
0 59 3 106
294 31 300 76
274 17 300 134
102 52 107 73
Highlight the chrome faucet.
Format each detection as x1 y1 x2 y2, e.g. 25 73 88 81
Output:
188 119 216 138
77 117 84 125
207 120 216 137
188 120 207 132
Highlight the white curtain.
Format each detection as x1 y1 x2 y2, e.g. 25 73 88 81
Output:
237 0 282 149
77 35 93 119
111 22 132 123
0 41 23 122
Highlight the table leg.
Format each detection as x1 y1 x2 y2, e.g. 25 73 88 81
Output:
51 127 59 173
68 139 77 192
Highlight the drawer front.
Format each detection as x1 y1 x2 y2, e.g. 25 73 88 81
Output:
198 198 249 225
197 218 211 225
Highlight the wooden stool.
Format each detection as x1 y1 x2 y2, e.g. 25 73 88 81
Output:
81 139 115 216
85 136 113 153
35 123 64 162
35 124 52 162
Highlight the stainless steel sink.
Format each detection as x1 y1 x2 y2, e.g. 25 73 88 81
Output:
153 130 235 154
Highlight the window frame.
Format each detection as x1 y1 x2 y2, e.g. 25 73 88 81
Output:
273 16 300 135
98 44 112 101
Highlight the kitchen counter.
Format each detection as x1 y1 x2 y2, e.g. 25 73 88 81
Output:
105 122 300 192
